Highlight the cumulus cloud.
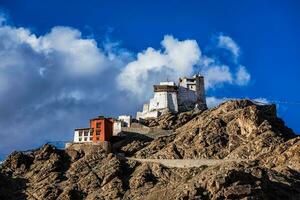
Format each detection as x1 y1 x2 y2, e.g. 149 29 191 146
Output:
217 33 240 60
235 65 251 86
203 65 233 88
117 35 200 98
118 34 251 100
1 26 108 76
0 19 133 156
197 56 233 89
41 27 109 76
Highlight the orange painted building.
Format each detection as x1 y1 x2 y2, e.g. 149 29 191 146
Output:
89 116 113 142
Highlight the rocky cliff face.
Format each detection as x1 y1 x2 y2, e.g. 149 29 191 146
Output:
135 100 296 160
0 100 299 200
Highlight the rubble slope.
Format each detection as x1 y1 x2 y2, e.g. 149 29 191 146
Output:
135 100 297 162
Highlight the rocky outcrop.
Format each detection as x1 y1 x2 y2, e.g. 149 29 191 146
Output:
0 100 299 199
142 110 200 130
135 100 296 161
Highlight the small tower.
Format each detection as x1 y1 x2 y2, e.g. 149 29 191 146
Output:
178 75 207 111
194 75 207 109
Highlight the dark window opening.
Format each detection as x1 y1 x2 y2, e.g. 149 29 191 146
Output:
96 122 101 128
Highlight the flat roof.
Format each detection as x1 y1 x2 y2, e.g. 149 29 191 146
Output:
89 117 115 122
90 115 105 121
159 81 176 86
75 128 90 131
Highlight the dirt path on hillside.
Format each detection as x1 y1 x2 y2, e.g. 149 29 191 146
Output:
125 157 248 168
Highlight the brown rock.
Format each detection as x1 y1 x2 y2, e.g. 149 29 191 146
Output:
0 100 299 199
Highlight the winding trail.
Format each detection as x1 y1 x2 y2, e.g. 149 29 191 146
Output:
125 157 248 168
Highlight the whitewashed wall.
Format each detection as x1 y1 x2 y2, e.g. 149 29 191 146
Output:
74 129 92 143
118 115 132 127
149 92 168 111
149 91 178 112
113 121 122 136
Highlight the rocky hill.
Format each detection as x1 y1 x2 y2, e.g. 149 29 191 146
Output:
0 100 299 199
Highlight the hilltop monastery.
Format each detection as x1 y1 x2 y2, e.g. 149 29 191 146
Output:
71 74 207 144
137 74 207 119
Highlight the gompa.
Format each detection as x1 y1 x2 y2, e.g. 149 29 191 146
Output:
136 74 207 119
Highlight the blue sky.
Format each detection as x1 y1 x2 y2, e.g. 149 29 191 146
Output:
0 0 299 158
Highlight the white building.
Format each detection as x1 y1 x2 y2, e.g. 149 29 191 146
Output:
113 120 122 136
73 128 93 143
136 75 207 120
118 115 132 127
137 81 178 119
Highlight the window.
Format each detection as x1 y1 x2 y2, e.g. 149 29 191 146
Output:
78 138 82 142
90 137 93 141
84 137 88 141
96 130 100 135
84 131 88 136
78 131 82 137
96 122 101 128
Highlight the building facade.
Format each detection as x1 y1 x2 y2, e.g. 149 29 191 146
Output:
90 116 113 142
113 120 122 136
118 115 132 127
73 116 113 143
73 128 93 143
137 81 178 119
136 75 207 120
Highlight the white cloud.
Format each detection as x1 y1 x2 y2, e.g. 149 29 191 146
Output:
217 34 240 61
204 65 233 88
0 19 133 156
41 27 111 76
118 34 251 100
235 65 251 86
198 57 233 89
117 35 200 98
0 25 109 76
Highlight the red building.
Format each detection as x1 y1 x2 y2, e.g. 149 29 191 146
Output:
90 116 113 142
